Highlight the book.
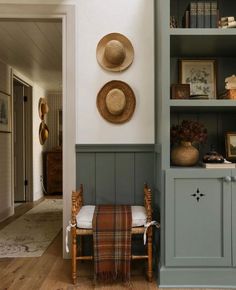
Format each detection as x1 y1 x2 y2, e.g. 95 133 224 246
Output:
204 1 211 28
210 1 218 28
220 19 235 25
197 2 204 28
190 2 197 28
221 16 235 22
201 162 235 168
182 9 190 28
222 21 236 28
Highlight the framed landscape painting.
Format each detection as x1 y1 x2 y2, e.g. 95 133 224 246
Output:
179 59 217 99
0 92 11 133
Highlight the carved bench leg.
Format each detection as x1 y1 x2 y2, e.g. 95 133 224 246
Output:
78 236 83 256
72 229 77 284
147 228 153 282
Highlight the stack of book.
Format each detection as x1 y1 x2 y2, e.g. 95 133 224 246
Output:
183 1 218 28
219 16 236 28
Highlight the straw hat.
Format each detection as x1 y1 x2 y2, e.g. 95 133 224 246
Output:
39 121 49 145
38 97 49 120
97 80 136 124
96 33 134 72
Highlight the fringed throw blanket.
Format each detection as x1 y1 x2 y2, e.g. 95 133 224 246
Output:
92 205 132 282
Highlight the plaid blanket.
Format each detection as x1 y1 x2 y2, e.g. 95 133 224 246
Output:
92 205 132 282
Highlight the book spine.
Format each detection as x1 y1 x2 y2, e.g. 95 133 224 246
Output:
190 2 197 28
204 1 211 28
182 9 190 28
211 1 218 28
197 2 204 28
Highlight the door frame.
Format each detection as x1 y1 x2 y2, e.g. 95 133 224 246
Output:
0 3 76 258
13 76 33 202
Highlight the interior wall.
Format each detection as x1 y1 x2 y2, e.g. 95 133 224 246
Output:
32 84 47 201
0 61 13 222
0 134 13 221
77 0 154 144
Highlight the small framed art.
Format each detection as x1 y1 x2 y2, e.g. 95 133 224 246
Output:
0 92 11 133
179 59 217 99
171 84 190 99
225 132 236 161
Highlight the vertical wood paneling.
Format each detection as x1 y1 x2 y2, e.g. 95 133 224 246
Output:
76 146 154 205
135 152 155 204
96 153 115 204
115 153 135 205
45 92 62 151
76 153 95 204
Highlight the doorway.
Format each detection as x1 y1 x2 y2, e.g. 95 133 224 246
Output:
0 3 76 258
13 77 33 203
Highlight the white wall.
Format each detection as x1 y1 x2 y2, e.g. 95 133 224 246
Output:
77 0 154 144
0 134 13 221
32 84 47 201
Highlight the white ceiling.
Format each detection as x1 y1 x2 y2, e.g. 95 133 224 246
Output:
0 19 62 92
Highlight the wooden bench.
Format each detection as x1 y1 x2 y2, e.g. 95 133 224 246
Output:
71 184 153 284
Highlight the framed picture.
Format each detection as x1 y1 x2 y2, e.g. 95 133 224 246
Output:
225 132 236 161
0 92 11 133
179 59 217 99
171 84 190 99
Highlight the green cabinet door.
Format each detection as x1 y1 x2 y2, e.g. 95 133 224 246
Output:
165 169 232 267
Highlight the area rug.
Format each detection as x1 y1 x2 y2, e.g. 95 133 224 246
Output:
0 199 62 258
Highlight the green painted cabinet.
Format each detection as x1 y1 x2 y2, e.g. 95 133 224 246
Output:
156 0 236 286
165 169 233 267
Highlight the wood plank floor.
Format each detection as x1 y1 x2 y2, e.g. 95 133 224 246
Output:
0 201 228 290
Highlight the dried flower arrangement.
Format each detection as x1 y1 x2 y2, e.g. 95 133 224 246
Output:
170 120 207 145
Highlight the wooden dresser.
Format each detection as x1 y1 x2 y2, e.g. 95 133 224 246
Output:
44 150 62 194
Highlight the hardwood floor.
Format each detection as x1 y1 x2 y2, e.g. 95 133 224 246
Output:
0 201 228 290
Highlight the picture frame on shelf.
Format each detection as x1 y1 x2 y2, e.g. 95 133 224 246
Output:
225 132 236 161
171 84 190 99
179 59 217 99
0 92 11 133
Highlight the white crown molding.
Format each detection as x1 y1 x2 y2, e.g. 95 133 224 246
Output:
0 0 78 4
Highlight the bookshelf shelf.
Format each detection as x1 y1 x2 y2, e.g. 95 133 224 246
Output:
169 100 236 112
170 28 236 35
169 99 236 107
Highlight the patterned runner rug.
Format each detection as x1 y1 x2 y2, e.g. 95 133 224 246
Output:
0 199 62 258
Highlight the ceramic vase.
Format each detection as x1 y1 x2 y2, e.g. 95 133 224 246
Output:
171 141 199 166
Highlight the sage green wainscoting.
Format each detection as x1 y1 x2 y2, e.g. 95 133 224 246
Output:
75 144 155 205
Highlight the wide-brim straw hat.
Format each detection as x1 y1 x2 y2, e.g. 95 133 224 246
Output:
39 121 49 145
96 33 134 72
97 80 136 124
38 97 49 120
